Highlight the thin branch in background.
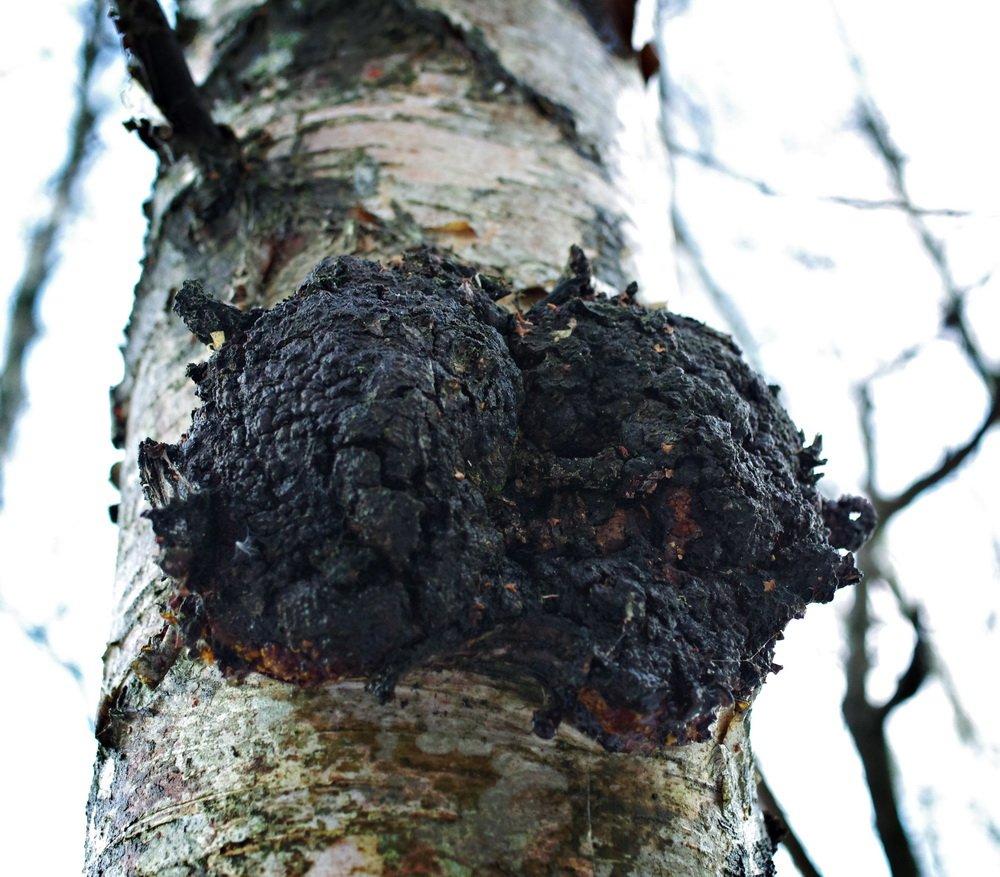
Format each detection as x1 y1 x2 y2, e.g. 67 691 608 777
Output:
823 195 973 219
0 0 108 502
666 140 978 218
878 392 1000 523
843 537 922 877
667 142 777 195
655 29 763 371
757 770 824 877
867 344 924 383
844 311 998 877
670 204 763 370
974 804 1000 848
854 95 994 390
0 590 93 731
877 557 977 747
0 592 85 692
857 382 878 495
878 606 929 719
832 7 996 394
0 0 110 730
658 66 716 155
830 5 1000 871
845 300 997 877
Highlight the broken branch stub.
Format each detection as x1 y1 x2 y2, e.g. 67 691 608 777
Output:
139 248 872 751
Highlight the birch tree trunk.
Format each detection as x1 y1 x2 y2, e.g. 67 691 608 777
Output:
86 2 778 873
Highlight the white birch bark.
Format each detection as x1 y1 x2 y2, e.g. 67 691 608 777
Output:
87 2 770 873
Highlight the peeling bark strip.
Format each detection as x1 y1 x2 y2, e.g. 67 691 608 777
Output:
91 1 861 873
139 248 869 751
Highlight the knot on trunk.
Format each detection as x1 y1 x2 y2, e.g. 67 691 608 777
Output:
140 247 866 750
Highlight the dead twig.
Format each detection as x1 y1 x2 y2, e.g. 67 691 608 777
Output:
110 0 234 165
757 770 824 877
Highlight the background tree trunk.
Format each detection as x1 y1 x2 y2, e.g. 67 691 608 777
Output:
87 1 771 873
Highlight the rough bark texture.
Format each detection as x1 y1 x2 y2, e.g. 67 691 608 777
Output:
90 667 769 876
87 1 857 873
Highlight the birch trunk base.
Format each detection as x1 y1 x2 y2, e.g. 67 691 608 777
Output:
87 665 770 875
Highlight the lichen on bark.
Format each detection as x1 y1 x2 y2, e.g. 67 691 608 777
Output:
139 247 872 752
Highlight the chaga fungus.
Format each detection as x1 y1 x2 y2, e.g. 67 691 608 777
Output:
140 247 874 751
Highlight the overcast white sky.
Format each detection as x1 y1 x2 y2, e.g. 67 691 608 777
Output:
0 1 997 874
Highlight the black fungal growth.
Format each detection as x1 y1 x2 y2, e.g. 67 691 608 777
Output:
140 248 874 750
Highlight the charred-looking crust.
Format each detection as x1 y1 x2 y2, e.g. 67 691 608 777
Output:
139 247 874 751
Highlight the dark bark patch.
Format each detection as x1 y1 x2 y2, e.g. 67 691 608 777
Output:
574 0 637 56
140 248 872 750
201 0 603 164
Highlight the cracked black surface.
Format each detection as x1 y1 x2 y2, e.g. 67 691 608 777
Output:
140 248 873 750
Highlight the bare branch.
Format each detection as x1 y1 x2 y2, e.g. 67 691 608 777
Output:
845 368 994 874
856 383 878 497
869 344 924 383
667 140 975 218
670 194 764 371
879 562 977 746
845 366 990 875
974 804 1000 848
823 195 972 218
667 142 777 195
878 389 1000 522
0 592 86 695
879 608 929 718
653 10 773 376
0 0 108 501
110 0 232 163
843 546 923 877
757 770 824 877
833 10 995 393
